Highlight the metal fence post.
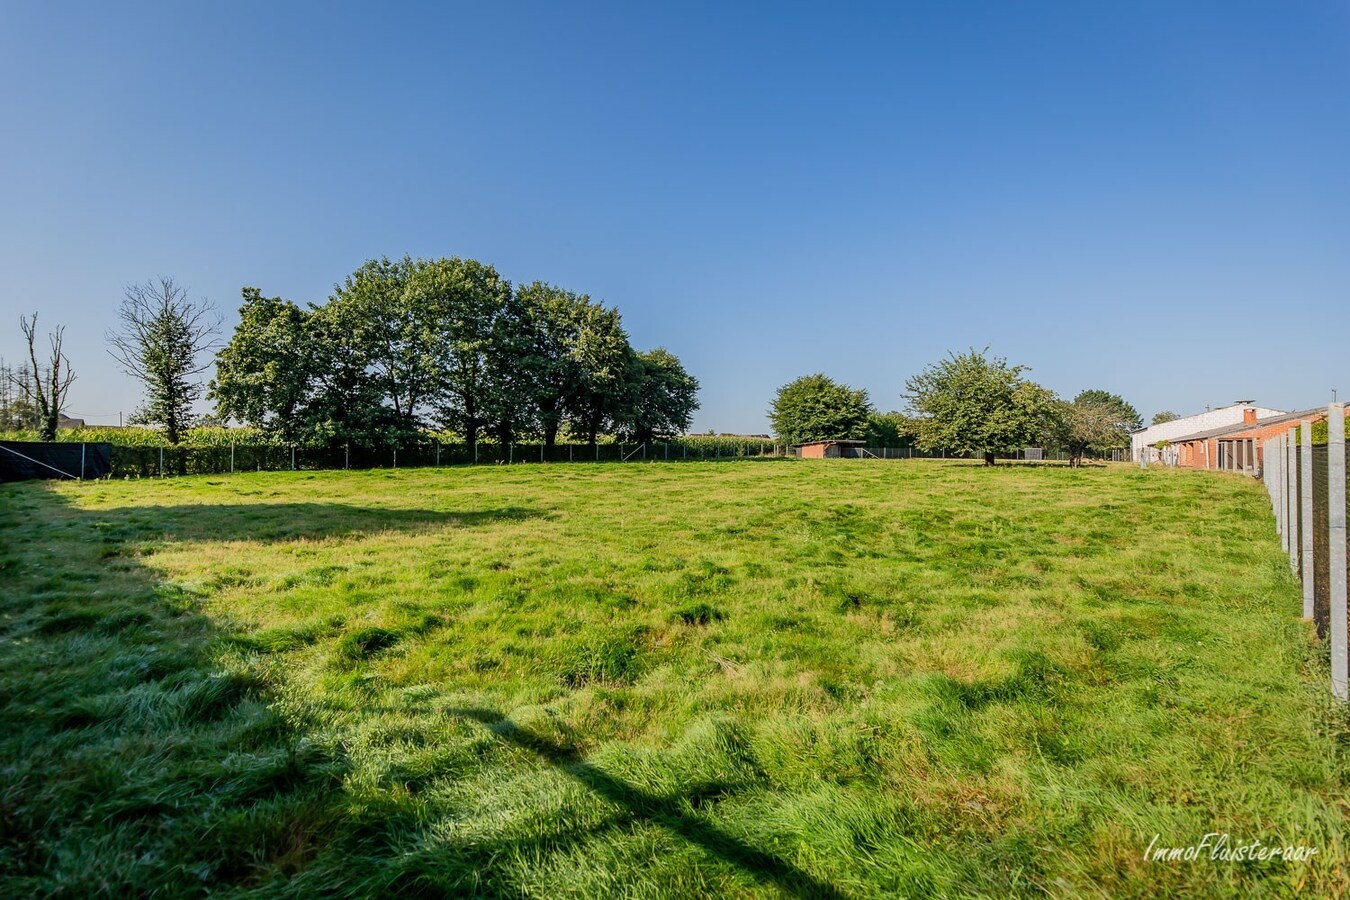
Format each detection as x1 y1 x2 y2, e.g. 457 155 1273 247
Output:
541 444 545 463
1329 402 1347 701
291 445 296 471
1301 421 1315 620
436 443 441 467
231 441 235 474
509 443 513 464
80 443 85 481
159 446 163 478
570 445 573 463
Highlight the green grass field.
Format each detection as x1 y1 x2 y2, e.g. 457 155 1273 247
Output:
2 461 1346 897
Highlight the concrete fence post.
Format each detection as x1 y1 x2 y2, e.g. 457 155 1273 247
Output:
1328 402 1347 701
1288 430 1299 571
1301 421 1315 620
1274 436 1285 547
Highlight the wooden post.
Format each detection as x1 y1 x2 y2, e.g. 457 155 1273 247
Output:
1328 402 1347 700
1301 421 1315 620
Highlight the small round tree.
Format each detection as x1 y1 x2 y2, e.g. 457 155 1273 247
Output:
903 348 1056 466
769 374 874 445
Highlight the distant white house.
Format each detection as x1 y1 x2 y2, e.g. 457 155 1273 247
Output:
1131 401 1286 463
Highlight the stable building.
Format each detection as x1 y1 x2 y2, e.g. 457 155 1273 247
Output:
1166 408 1324 474
794 440 867 459
1130 401 1286 463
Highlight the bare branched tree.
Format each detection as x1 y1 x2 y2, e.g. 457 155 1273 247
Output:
14 313 77 440
107 278 221 444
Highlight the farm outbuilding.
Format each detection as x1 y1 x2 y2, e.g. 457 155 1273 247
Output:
1165 408 1325 474
794 440 867 459
1131 402 1287 464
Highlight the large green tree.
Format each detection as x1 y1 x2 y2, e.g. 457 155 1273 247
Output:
620 348 700 443
514 282 584 449
903 348 1057 466
1151 410 1180 425
1073 389 1141 433
328 257 439 444
1052 391 1139 467
564 302 635 447
516 283 636 449
865 411 916 448
209 288 312 442
768 374 874 444
411 257 516 457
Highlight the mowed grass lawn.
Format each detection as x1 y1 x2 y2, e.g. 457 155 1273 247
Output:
2 461 1347 897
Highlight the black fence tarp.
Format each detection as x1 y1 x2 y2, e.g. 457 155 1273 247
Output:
0 441 112 482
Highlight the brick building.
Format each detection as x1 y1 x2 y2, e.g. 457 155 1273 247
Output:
1166 408 1324 473
1131 401 1286 463
794 440 866 459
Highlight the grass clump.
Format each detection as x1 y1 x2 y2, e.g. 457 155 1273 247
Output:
336 627 402 661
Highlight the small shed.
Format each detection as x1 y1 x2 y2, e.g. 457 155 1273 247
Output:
794 440 867 459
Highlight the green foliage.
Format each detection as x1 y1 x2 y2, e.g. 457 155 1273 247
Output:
1308 416 1350 444
1051 390 1141 466
2 463 1344 896
1151 410 1180 425
768 374 874 444
904 348 1058 465
329 257 438 440
865 411 916 448
414 257 517 454
0 424 271 447
515 281 633 447
209 289 312 442
207 263 687 453
1072 389 1141 432
621 348 700 442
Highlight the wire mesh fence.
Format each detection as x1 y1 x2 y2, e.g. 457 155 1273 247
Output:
6 436 1133 481
1264 403 1349 700
102 439 791 478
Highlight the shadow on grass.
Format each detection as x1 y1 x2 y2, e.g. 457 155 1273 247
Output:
448 707 849 900
91 501 541 544
0 485 540 894
2 484 840 897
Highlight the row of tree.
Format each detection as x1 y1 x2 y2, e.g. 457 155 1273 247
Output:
769 348 1146 466
211 258 698 452
6 258 701 449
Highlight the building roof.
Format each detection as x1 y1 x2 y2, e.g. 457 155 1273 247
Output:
791 439 867 447
1129 401 1286 435
1166 408 1324 444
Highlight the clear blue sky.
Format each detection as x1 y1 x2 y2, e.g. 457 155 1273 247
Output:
2 1 1346 432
